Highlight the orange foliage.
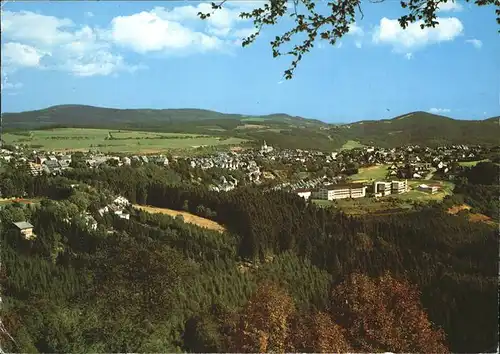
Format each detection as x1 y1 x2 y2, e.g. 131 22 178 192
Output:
229 281 295 353
227 273 448 354
330 272 449 353
289 311 352 353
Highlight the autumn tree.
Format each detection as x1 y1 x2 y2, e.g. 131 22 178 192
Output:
330 272 449 353
289 311 352 353
200 0 500 79
228 281 295 352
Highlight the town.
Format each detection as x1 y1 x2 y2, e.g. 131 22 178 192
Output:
0 139 494 207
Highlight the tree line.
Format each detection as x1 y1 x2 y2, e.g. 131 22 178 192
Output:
0 160 498 352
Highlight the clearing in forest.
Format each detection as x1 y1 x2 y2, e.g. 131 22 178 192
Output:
457 159 490 167
340 140 365 150
133 205 226 233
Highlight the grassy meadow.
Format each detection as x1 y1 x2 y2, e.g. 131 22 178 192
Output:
351 164 390 181
458 159 490 167
3 128 246 153
133 205 226 233
340 140 365 151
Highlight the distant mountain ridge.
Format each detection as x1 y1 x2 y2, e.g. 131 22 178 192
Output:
2 105 499 149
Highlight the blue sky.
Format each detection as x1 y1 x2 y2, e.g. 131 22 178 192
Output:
1 1 498 122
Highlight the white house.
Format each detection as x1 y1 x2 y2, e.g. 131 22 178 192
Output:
113 196 130 207
295 189 312 200
418 184 440 194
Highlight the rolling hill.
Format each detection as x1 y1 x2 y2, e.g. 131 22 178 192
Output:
2 106 498 150
335 111 500 148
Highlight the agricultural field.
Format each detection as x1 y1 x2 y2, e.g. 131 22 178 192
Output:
351 164 390 181
458 159 490 167
340 140 365 151
3 128 246 153
133 205 226 233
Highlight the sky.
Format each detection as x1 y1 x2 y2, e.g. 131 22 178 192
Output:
1 0 499 123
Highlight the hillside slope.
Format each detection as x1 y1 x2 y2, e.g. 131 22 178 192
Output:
2 106 498 149
334 111 500 147
1 105 326 129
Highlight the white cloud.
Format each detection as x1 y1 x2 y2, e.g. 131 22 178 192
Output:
429 108 451 114
1 42 46 67
372 17 463 53
1 10 74 46
1 10 142 77
1 4 260 78
108 10 224 53
348 23 364 37
465 38 482 49
114 3 265 56
347 22 365 48
405 52 413 60
437 1 463 12
84 11 94 18
106 5 259 54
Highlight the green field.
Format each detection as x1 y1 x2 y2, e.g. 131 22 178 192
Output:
4 128 246 153
351 164 390 181
340 140 365 151
458 159 490 167
391 180 455 201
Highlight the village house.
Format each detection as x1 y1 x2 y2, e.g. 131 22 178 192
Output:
28 162 44 176
418 184 440 194
13 221 35 240
113 196 130 207
294 188 312 200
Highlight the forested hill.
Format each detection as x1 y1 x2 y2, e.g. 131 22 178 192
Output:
0 161 498 352
3 105 499 149
336 111 500 148
1 105 326 130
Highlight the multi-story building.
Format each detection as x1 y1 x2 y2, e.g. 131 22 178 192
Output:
391 179 408 194
373 179 408 196
350 184 367 198
374 181 392 197
313 184 367 201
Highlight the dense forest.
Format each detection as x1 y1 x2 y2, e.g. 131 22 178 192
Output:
0 161 498 352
